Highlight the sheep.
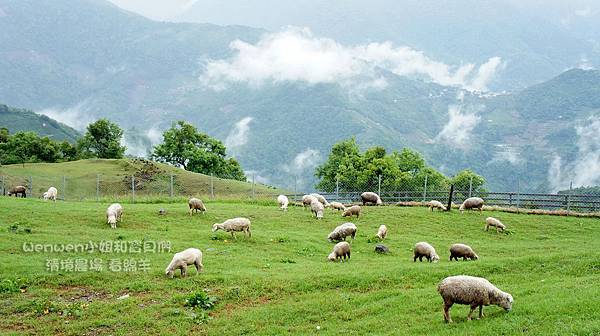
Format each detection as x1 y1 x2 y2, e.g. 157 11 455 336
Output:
310 193 329 207
485 217 506 233
449 244 479 261
42 187 58 202
328 241 351 262
327 222 357 242
277 195 289 211
165 248 203 278
413 242 440 263
311 199 324 219
438 275 513 323
342 205 361 218
459 197 484 213
106 203 123 229
361 192 383 206
212 217 251 238
376 225 388 240
188 197 206 215
328 201 346 211
302 195 317 209
7 185 26 198
428 200 447 211
158 208 167 215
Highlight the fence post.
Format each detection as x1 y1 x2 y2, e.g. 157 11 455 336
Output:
0 175 4 195
170 174 174 198
377 174 382 196
566 181 573 215
96 174 100 201
210 173 214 200
468 176 473 198
336 176 340 201
252 174 255 199
28 176 33 198
62 176 66 201
131 175 135 203
516 179 520 213
446 184 454 211
422 175 428 202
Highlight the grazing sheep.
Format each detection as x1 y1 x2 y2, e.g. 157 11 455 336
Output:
277 195 289 211
212 217 251 238
302 195 317 209
106 203 123 229
438 275 513 323
42 187 58 202
485 217 506 233
188 197 206 215
342 205 361 218
165 248 203 278
310 193 329 207
158 208 167 215
449 244 479 261
376 225 388 240
327 222 357 242
413 242 440 263
428 200 447 211
311 199 324 219
459 197 484 213
361 192 383 205
328 241 351 262
328 201 346 211
7 185 26 198
375 244 390 254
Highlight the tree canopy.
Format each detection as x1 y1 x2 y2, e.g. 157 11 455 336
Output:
78 119 126 159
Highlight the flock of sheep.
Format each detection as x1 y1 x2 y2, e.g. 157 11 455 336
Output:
11 184 513 323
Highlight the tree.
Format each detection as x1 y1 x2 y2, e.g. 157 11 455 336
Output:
452 169 486 196
78 119 126 159
0 131 61 165
152 121 246 180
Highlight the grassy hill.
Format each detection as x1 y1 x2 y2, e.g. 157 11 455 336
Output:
0 199 598 334
0 104 81 142
0 159 281 200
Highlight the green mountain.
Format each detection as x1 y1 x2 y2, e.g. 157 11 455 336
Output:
0 104 81 142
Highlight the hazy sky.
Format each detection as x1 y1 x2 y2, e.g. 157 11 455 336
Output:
108 0 199 21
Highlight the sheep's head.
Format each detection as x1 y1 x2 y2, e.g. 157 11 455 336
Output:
42 192 49 200
327 252 336 261
165 267 174 278
459 204 465 212
211 224 220 232
107 215 117 225
472 253 479 260
376 198 383 205
316 210 323 219
431 254 440 263
499 293 513 311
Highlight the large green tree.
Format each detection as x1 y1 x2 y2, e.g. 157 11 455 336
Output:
152 121 246 181
0 131 61 164
78 119 126 159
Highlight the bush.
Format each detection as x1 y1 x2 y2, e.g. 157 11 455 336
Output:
184 291 217 310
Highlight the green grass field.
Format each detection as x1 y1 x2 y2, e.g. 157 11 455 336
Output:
0 197 599 335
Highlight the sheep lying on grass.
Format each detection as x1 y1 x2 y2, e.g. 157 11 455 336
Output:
277 195 289 211
310 193 329 207
42 187 58 202
327 223 357 242
328 201 346 211
438 275 513 323
212 217 251 238
311 199 324 219
328 241 351 262
449 244 479 261
106 203 123 229
342 205 361 218
165 248 203 278
361 192 383 205
188 198 206 215
376 225 387 240
8 186 26 198
413 242 439 262
428 200 446 211
485 217 506 233
460 197 484 213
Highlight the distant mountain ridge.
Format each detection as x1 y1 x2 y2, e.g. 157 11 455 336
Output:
0 104 81 142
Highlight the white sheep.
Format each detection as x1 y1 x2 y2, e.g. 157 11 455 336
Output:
328 241 351 262
188 198 206 215
449 244 479 261
277 195 289 211
302 195 317 209
310 193 329 207
413 242 440 263
311 199 324 219
428 200 446 211
328 201 346 211
376 225 388 240
342 205 361 218
361 191 383 205
327 222 357 242
212 217 251 238
165 248 203 278
42 187 58 202
438 275 513 323
106 203 123 229
485 217 506 233
460 197 484 213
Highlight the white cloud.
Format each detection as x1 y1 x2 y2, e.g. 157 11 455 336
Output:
575 7 592 17
38 101 96 131
576 57 595 70
225 117 253 149
548 116 600 191
435 105 481 147
201 27 502 92
123 126 163 158
283 148 322 174
492 147 524 166
244 170 271 185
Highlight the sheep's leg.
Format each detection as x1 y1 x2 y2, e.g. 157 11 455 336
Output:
419 256 424 262
195 260 203 273
181 265 187 278
413 255 417 262
231 232 235 240
467 305 478 320
478 305 484 319
443 303 453 323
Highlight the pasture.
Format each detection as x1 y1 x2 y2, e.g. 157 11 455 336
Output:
0 197 599 335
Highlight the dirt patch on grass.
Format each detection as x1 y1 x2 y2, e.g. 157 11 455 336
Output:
216 295 272 317
55 285 112 303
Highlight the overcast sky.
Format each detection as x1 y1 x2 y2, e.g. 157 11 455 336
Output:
108 0 199 21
